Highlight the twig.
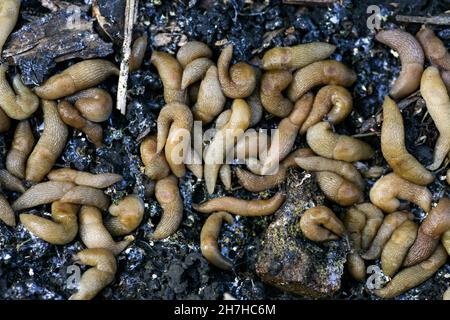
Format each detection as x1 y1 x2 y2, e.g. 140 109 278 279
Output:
117 0 139 115
395 15 450 25
282 0 336 5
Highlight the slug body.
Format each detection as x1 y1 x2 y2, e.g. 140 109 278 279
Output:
246 68 264 126
219 165 232 190
152 175 183 240
369 173 432 213
0 108 10 132
420 66 450 170
34 60 119 100
140 135 170 181
262 42 336 70
151 51 186 103
105 195 145 236
0 169 25 193
300 85 353 134
181 57 214 89
79 206 134 255
66 88 113 122
193 192 285 217
260 70 293 117
47 168 122 188
200 211 234 270
19 201 79 245
0 194 15 226
177 41 212 68
6 120 34 179
403 197 450 267
60 186 110 210
26 100 69 182
299 206 346 242
218 45 256 98
356 203 385 251
287 60 356 102
381 95 433 185
442 229 450 255
129 35 148 72
306 122 374 162
0 0 21 54
0 66 39 120
344 206 367 281
375 29 424 99
69 248 117 300
416 27 450 71
315 171 363 206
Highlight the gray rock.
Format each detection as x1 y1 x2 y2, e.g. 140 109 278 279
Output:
256 169 350 298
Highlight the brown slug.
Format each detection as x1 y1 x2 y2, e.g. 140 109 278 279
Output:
129 35 148 72
176 41 212 68
219 165 232 190
6 120 34 179
181 57 214 90
0 169 25 193
0 193 15 227
246 68 264 127
0 0 20 54
344 206 367 281
355 203 384 251
60 186 110 210
0 108 10 132
65 88 113 123
299 205 346 242
315 171 364 207
105 195 145 236
47 168 122 189
416 26 450 71
260 70 293 117
140 135 170 181
442 229 450 255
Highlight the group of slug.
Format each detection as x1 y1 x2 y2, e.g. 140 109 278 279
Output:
0 0 449 300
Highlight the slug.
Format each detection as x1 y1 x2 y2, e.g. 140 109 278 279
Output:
65 88 113 122
79 206 134 255
68 248 117 300
193 192 285 217
373 245 447 299
442 229 450 255
12 181 76 211
355 203 384 251
344 206 367 281
19 201 79 245
416 27 450 71
299 206 346 242
300 85 353 134
260 70 293 117
233 130 271 164
129 35 148 72
176 41 212 68
58 100 103 148
60 186 110 210
105 195 145 236
218 45 256 98
6 120 34 179
0 65 39 120
306 122 374 162
441 70 450 94
315 171 363 207
25 100 68 182
420 66 450 170
150 51 186 103
140 135 170 181
246 68 264 127
219 165 232 190
295 156 365 189
0 108 10 132
236 148 314 192
381 96 433 185
0 0 20 54
200 211 234 271
381 220 418 277
403 197 450 267
181 57 214 90
34 59 120 100
369 173 432 213
287 60 356 102
362 211 414 260
192 66 226 124
375 29 424 99
204 99 251 194
47 168 122 188
0 194 15 226
262 42 336 71
152 175 183 240
157 102 193 177
0 169 25 193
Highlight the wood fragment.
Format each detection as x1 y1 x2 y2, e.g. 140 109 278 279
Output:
395 15 450 25
117 0 139 115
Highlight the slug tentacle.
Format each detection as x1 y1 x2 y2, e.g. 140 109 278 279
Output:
0 0 20 54
287 60 356 102
0 66 39 120
362 211 414 260
65 88 113 123
193 192 285 217
129 35 148 72
218 45 256 98
315 171 363 207
19 201 79 245
306 122 374 162
369 173 432 213
152 175 183 240
373 245 447 299
300 85 353 134
34 59 120 100
403 197 450 267
105 195 145 236
177 41 212 68
420 66 450 170
6 120 34 179
0 169 25 193
260 70 293 117
381 96 433 185
150 51 186 103
60 186 110 210
79 206 134 255
299 206 346 242
262 42 336 70
375 29 424 99
0 194 15 226
140 135 170 181
69 248 117 300
181 58 214 90
47 168 122 188
200 211 234 270
26 100 69 182
416 27 450 71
